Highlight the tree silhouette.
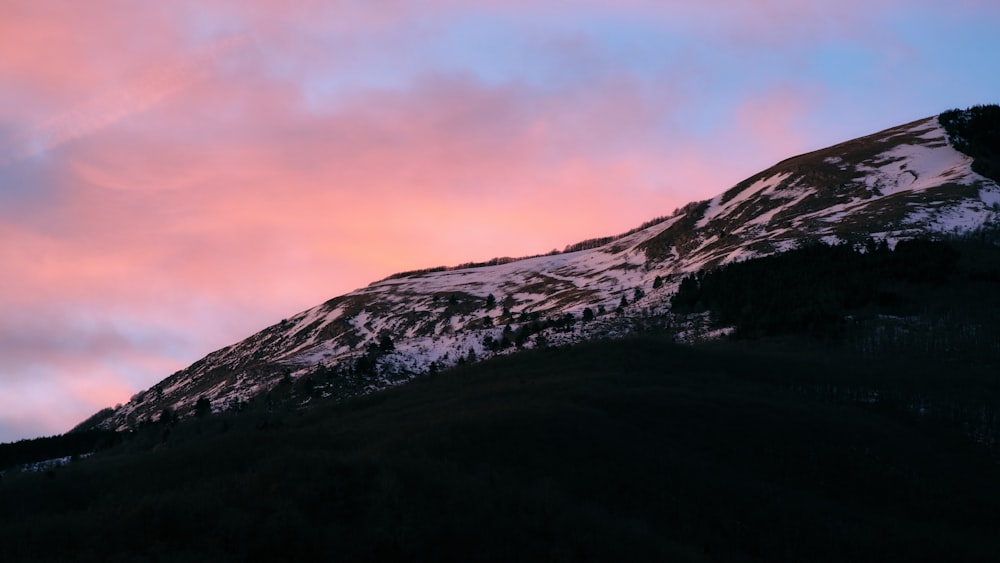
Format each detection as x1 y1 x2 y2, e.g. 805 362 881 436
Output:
195 397 212 417
378 334 395 353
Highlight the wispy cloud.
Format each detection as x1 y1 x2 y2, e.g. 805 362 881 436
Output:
1 35 246 166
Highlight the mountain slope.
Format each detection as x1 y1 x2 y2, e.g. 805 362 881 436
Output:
87 109 1000 431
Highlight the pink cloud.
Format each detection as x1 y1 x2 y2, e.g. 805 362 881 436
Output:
0 361 144 438
1 33 248 166
3 37 819 311
0 2 185 112
721 86 824 169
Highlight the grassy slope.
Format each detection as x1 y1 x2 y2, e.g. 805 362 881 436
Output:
2 337 999 562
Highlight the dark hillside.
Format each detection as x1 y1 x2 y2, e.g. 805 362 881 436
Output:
672 237 1000 351
0 430 120 472
2 336 999 562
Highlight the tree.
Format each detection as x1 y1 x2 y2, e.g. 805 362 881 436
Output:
514 326 530 348
378 334 395 353
653 275 663 289
355 355 373 374
582 307 595 322
939 104 1000 182
485 293 496 309
483 334 498 352
159 408 175 425
195 397 212 417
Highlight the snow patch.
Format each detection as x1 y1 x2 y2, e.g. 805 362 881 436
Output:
698 172 792 228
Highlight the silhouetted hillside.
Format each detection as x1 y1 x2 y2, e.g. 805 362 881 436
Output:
3 334 999 562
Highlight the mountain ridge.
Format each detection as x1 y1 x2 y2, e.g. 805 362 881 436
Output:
81 107 1000 432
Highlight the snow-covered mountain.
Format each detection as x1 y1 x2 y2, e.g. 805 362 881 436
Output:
88 111 1000 431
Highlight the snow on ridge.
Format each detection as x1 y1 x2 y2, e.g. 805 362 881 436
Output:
741 185 812 229
877 145 973 195
905 186 1000 233
697 172 792 228
281 303 347 354
981 187 1000 208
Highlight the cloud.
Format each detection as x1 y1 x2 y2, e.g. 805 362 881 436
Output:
1 35 247 166
0 365 137 442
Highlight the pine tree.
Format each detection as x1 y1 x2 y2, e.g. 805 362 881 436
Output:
195 397 211 417
378 334 395 353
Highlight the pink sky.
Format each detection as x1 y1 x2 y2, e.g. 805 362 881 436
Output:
2 0 998 441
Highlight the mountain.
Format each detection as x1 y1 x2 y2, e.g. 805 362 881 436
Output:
84 107 1000 432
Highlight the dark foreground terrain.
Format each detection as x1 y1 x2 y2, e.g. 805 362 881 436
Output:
2 334 999 562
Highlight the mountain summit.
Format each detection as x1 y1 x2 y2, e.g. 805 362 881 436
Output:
84 107 1000 431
